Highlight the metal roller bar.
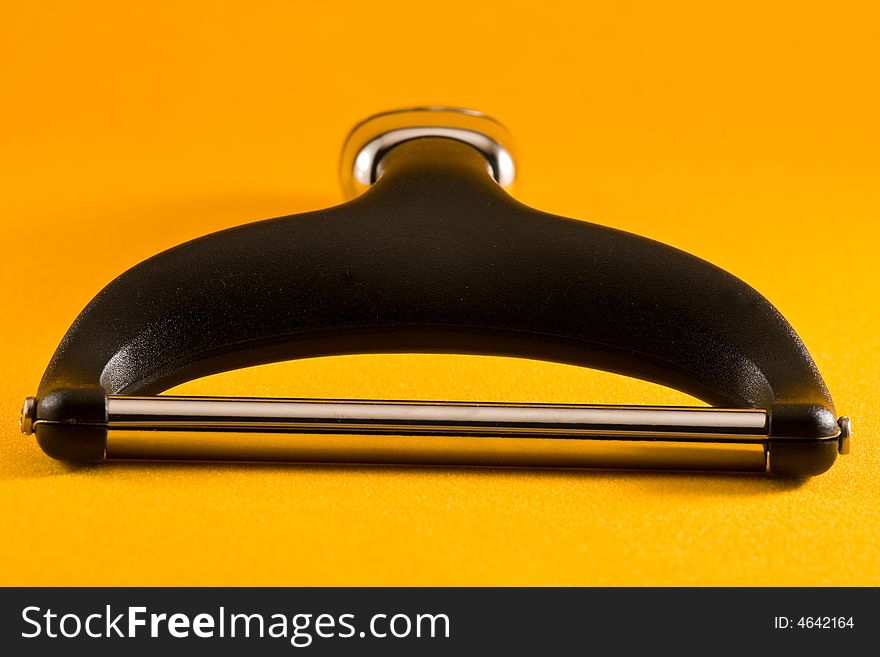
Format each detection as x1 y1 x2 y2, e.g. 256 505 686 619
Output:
24 395 774 471
103 396 769 440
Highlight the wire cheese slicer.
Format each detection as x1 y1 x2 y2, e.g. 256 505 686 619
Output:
20 107 850 476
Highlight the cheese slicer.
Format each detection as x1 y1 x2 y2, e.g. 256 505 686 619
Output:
20 107 850 476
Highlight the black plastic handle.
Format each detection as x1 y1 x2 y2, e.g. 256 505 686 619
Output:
35 138 839 473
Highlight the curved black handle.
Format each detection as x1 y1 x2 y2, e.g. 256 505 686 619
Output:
36 138 838 473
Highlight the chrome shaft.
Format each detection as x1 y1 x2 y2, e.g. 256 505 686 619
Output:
105 396 768 440
25 395 774 471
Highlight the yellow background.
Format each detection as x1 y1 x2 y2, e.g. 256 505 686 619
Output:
1 1 878 586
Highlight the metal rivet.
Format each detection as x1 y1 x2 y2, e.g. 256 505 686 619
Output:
837 416 851 455
20 397 36 436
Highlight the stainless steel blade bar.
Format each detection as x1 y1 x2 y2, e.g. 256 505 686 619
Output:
98 396 770 471
105 396 769 440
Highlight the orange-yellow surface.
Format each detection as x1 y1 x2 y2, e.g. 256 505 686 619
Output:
1 1 877 586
